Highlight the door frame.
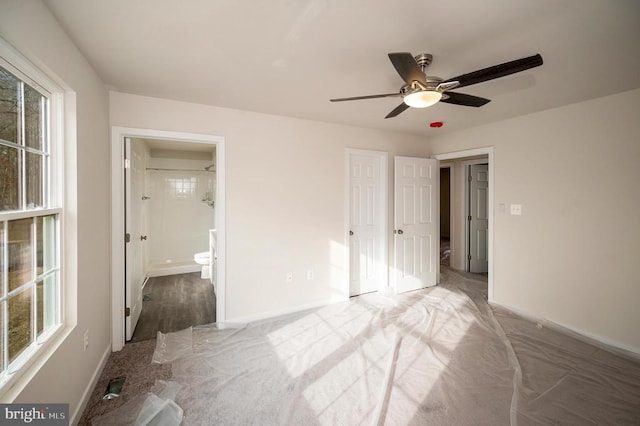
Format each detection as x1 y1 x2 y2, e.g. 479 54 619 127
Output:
433 147 494 302
344 149 388 296
110 126 226 351
439 163 454 266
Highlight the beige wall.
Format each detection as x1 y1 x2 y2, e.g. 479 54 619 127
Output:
110 92 429 320
429 88 640 353
0 0 111 420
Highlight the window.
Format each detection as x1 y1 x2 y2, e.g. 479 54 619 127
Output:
0 47 62 388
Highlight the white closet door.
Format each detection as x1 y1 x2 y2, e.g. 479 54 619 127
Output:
394 156 439 293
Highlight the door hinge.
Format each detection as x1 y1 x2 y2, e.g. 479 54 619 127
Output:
468 215 472 221
125 307 131 317
468 254 472 260
124 158 131 169
468 174 472 182
125 233 131 243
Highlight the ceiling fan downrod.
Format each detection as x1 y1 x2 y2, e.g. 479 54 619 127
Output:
414 53 433 73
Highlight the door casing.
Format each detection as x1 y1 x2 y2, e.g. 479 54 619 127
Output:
111 127 225 351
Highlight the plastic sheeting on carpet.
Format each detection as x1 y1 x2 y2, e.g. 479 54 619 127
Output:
494 306 640 425
163 271 514 425
152 327 193 364
92 381 183 426
151 269 640 425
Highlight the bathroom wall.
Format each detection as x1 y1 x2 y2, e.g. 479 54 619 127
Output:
145 151 216 276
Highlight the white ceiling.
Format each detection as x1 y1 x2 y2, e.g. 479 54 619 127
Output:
44 0 640 137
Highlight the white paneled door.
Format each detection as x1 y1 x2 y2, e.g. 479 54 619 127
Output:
469 164 489 273
348 150 387 296
394 156 439 293
125 138 145 340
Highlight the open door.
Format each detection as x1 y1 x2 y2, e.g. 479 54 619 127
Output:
394 156 439 293
468 163 489 273
125 138 145 340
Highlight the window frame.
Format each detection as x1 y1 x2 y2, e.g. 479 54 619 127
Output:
0 38 66 393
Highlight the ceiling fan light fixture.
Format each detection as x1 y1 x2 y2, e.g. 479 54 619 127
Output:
403 90 442 108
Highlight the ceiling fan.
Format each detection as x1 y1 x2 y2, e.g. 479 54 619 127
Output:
330 52 543 118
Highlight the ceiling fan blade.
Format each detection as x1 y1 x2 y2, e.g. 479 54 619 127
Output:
441 92 491 107
442 53 543 88
330 93 400 102
385 102 410 119
388 52 427 86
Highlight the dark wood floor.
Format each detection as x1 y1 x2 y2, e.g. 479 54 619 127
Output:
130 272 216 342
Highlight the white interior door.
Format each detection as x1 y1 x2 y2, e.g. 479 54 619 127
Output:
348 150 387 296
469 163 489 273
125 138 145 340
394 156 439 293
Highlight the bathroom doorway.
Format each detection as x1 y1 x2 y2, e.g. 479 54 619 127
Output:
111 127 226 351
125 137 217 341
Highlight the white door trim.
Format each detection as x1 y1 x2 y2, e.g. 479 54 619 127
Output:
111 126 226 351
345 149 388 296
439 163 454 268
433 147 494 302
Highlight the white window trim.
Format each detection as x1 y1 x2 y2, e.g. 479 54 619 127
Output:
0 37 77 400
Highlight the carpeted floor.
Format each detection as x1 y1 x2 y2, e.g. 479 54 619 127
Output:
77 339 171 425
79 269 640 425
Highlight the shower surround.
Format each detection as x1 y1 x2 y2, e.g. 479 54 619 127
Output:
145 156 215 277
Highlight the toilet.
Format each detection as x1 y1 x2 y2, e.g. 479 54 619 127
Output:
194 251 211 279
194 229 217 283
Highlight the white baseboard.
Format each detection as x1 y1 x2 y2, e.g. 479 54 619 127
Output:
146 264 200 277
491 301 640 359
70 344 111 426
227 296 348 324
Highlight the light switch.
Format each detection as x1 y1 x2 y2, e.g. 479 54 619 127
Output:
510 204 522 215
499 203 506 213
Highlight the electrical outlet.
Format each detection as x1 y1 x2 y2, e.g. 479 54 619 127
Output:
307 270 314 280
83 329 90 352
286 272 293 283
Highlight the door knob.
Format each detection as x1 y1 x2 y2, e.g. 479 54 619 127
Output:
140 235 147 241
397 229 404 235
349 230 354 236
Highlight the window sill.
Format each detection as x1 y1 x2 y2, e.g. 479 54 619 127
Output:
0 323 73 402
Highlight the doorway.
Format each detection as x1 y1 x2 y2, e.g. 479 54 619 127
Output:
433 148 494 302
111 127 226 351
125 137 217 341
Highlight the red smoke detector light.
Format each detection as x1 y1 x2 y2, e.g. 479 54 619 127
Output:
430 121 444 128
